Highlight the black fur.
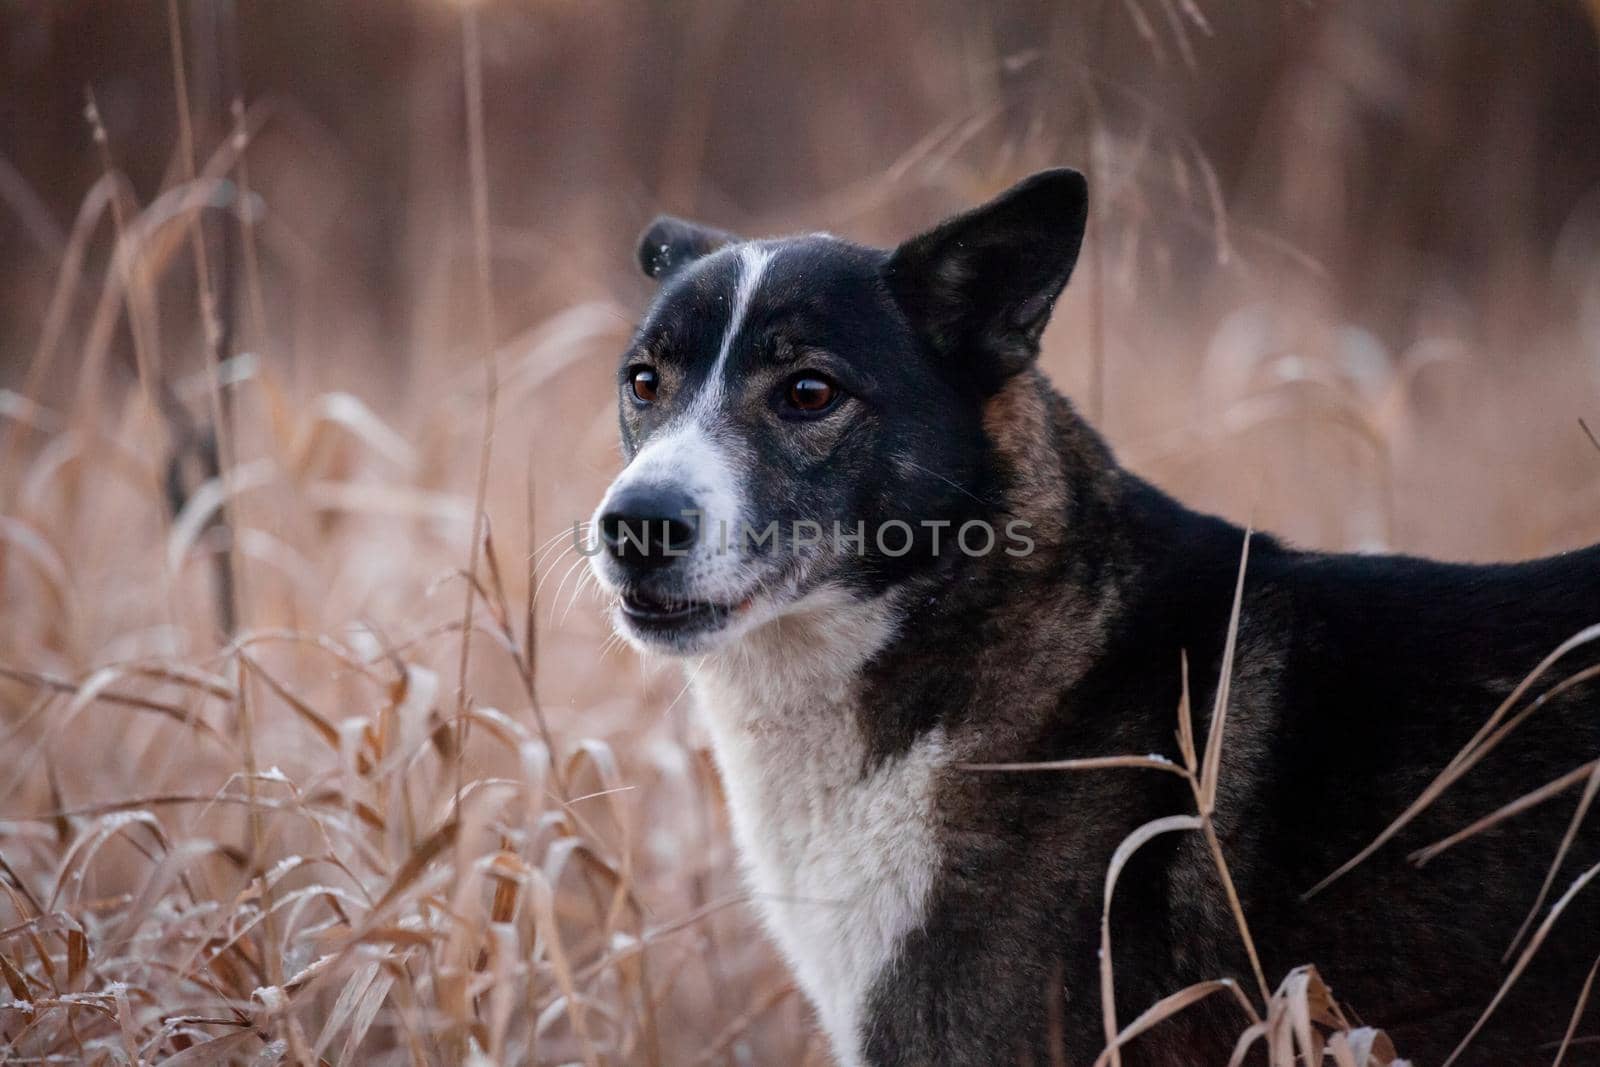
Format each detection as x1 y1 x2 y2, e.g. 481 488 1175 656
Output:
615 170 1600 1064
861 440 1600 1064
636 215 737 280
886 169 1088 392
617 232 998 611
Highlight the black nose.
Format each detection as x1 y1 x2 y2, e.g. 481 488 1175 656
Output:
599 486 700 569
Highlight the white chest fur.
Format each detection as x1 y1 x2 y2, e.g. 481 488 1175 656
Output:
691 594 945 1067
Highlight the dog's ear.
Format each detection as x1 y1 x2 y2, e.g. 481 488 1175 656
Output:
885 169 1087 389
637 216 738 281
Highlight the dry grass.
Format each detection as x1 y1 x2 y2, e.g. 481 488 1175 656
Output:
4 2 1600 1064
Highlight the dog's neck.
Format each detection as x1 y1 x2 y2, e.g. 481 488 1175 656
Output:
688 587 929 1067
694 586 900 721
981 366 1122 562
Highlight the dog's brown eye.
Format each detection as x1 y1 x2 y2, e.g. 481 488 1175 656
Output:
786 376 835 413
630 367 659 404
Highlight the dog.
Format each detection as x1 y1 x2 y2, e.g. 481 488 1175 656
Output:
586 169 1600 1065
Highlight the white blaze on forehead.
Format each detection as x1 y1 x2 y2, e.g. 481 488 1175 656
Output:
694 244 773 415
598 243 771 540
606 419 738 526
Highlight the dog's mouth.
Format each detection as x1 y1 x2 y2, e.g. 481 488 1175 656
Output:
607 558 806 652
618 588 753 640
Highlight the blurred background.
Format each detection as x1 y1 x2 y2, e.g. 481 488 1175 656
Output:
2 2 1600 1063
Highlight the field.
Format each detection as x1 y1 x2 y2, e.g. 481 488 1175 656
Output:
3 2 1600 1063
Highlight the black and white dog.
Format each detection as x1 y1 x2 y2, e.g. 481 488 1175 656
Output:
587 170 1600 1065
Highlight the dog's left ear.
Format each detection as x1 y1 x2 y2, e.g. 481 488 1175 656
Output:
637 216 739 281
885 169 1087 389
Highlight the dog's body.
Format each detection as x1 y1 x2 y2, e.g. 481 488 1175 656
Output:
589 171 1600 1064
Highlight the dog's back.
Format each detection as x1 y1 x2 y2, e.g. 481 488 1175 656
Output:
1252 534 1600 1062
866 445 1600 1065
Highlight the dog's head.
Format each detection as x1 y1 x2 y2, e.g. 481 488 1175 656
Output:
588 169 1088 654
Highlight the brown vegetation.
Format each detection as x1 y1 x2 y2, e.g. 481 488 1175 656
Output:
3 2 1600 1063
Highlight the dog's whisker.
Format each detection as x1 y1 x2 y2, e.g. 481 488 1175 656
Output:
525 527 588 591
545 555 591 629
532 534 584 577
531 543 584 604
561 568 602 626
530 522 585 564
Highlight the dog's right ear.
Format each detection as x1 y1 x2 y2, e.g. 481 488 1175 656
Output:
636 216 738 281
885 169 1087 391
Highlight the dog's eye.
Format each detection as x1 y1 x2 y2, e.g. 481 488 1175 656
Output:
784 374 837 414
629 367 659 404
